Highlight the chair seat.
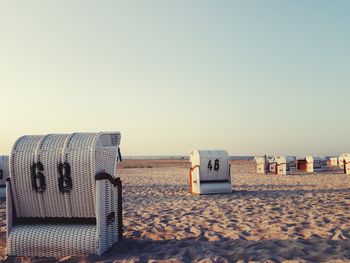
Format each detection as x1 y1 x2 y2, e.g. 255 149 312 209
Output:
8 224 96 257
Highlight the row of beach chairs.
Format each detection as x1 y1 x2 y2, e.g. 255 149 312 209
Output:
188 152 350 196
254 154 350 175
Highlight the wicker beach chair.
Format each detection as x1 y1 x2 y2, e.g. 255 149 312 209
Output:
296 156 314 173
0 156 9 198
339 153 350 169
253 157 265 174
274 156 287 175
189 150 232 194
6 132 122 257
343 155 350 174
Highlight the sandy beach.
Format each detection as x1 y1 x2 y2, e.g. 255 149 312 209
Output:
2 159 350 262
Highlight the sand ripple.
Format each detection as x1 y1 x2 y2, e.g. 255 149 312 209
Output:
2 161 350 262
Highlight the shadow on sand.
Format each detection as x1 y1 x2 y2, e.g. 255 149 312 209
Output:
3 236 350 262
2 187 350 262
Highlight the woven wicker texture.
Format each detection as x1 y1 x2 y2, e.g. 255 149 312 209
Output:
7 224 96 257
0 156 9 186
8 132 122 257
95 147 121 252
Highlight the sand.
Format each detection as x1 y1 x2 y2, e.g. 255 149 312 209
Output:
2 160 350 262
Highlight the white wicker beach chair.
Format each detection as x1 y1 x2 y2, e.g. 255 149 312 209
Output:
274 156 287 175
6 132 123 257
326 156 338 167
339 153 350 169
267 157 276 173
343 156 350 174
0 156 9 198
189 150 232 194
253 157 265 174
296 156 314 173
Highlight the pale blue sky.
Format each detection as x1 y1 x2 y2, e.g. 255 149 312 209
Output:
0 1 349 156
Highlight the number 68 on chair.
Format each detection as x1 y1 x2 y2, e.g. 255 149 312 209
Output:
189 150 232 195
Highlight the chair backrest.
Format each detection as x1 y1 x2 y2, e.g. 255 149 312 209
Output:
0 156 9 186
10 132 120 219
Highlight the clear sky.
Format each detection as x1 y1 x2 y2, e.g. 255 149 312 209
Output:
0 1 349 156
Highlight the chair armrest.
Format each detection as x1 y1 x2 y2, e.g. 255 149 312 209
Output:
95 171 123 241
95 172 121 187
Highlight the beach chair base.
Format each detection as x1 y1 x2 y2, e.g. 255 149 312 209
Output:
195 182 232 195
8 224 98 257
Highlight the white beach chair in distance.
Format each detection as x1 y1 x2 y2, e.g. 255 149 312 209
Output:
267 157 276 173
286 156 296 172
297 156 314 173
339 153 350 170
189 150 232 194
274 156 287 175
313 157 325 171
7 132 123 257
0 156 9 198
326 156 338 167
342 155 350 174
253 157 265 174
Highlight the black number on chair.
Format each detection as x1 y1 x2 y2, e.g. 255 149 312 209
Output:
214 159 220 171
207 160 213 171
58 162 73 193
31 162 46 193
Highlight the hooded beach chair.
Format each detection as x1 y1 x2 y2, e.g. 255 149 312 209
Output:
274 156 287 175
189 150 232 194
0 156 9 198
343 155 350 174
267 157 276 173
297 156 314 173
6 132 122 257
326 156 338 167
339 153 350 170
253 157 265 174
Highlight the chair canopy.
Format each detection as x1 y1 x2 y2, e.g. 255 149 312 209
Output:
339 153 350 162
343 156 350 164
274 156 286 165
296 156 313 163
254 157 265 165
